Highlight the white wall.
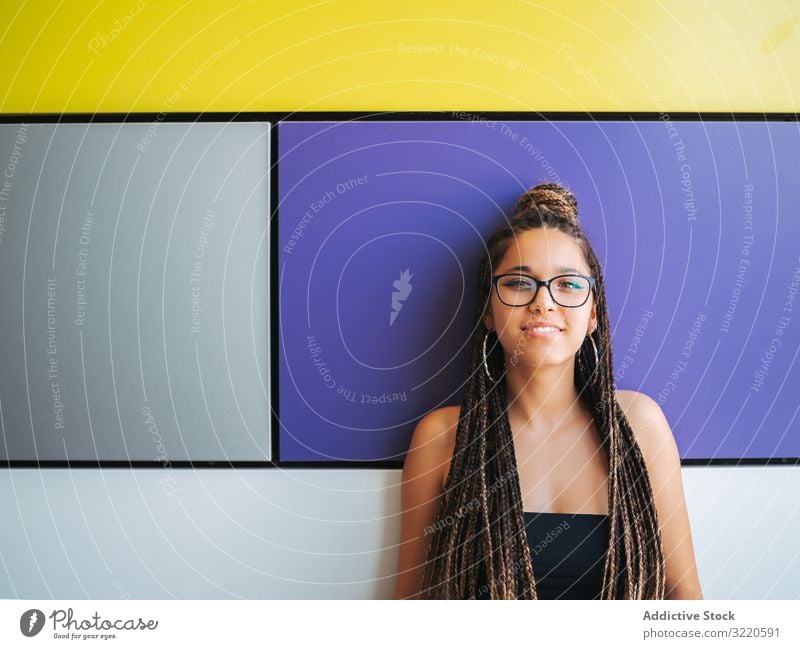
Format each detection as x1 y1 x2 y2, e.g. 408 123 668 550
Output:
683 466 800 599
0 467 797 599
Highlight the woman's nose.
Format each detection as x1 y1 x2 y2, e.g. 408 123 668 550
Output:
529 283 555 311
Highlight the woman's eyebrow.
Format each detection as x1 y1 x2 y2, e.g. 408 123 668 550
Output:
505 264 582 274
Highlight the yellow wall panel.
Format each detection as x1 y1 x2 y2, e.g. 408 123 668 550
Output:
0 0 797 113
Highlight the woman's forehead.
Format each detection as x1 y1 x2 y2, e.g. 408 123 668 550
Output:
499 229 588 273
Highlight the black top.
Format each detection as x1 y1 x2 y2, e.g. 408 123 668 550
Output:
473 511 609 599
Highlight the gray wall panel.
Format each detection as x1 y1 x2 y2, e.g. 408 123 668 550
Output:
0 122 270 461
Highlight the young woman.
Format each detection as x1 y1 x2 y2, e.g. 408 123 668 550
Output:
393 183 703 600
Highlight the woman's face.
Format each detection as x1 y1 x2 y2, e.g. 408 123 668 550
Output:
483 228 597 368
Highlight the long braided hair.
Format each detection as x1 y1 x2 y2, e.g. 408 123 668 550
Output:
418 182 666 599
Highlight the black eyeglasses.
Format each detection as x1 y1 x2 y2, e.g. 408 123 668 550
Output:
491 273 596 308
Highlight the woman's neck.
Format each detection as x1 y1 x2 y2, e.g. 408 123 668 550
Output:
502 356 587 435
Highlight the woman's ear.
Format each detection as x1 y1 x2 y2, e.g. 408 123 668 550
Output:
483 308 494 331
589 303 597 334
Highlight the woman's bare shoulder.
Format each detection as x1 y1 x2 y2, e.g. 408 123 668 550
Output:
614 389 676 464
408 405 461 488
412 405 460 448
435 404 461 429
615 388 640 410
615 389 657 428
615 390 662 428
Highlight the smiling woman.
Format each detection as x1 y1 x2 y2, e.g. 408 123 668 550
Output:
393 182 703 600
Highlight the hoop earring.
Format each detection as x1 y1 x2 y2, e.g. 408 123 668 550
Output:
577 332 599 368
483 331 496 382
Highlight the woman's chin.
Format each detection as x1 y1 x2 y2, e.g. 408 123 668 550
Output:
507 353 573 370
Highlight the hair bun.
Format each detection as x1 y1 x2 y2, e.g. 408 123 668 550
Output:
513 182 579 224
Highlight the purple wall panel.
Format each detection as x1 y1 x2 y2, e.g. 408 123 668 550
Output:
278 119 800 462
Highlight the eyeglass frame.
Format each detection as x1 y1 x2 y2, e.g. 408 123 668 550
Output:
490 272 597 308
